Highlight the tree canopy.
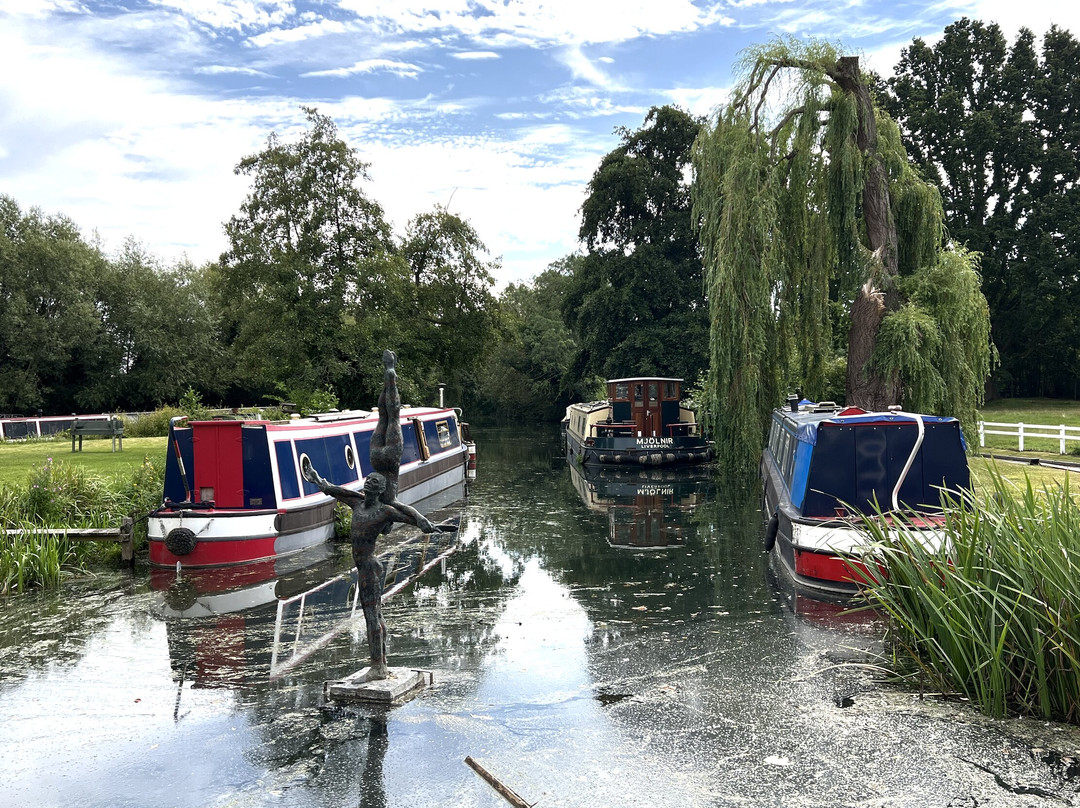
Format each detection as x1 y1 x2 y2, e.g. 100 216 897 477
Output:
881 19 1080 398
563 106 708 385
693 38 994 476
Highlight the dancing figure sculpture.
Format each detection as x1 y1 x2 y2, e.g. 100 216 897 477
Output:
302 350 440 682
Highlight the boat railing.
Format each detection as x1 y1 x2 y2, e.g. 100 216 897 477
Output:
590 422 637 438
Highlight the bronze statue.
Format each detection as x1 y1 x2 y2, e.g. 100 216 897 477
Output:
302 349 441 682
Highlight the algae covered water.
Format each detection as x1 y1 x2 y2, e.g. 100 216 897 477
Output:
1 426 1078 807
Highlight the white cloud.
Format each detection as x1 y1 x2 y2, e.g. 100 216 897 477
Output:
453 50 500 60
147 0 296 31
246 18 347 47
338 0 730 46
302 58 423 79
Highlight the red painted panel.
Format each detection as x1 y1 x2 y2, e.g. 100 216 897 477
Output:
794 548 869 585
192 421 244 508
149 536 278 567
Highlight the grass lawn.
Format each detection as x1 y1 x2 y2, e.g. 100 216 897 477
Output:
977 398 1080 456
0 436 167 487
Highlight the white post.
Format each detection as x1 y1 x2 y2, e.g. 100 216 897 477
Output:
979 421 985 448
1062 425 1067 455
1018 422 1024 452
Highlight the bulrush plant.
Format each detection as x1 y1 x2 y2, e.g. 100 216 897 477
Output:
856 470 1080 723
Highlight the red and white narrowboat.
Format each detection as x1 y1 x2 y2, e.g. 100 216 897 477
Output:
148 407 474 569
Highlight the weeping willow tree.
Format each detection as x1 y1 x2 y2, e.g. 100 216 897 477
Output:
692 39 994 477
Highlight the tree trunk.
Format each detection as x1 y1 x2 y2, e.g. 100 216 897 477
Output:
833 56 903 410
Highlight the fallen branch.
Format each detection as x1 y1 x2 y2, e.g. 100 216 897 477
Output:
464 756 534 808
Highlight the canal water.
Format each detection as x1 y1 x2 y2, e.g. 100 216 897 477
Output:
2 426 1079 807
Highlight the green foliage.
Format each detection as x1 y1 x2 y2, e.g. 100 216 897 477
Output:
882 19 1080 398
693 37 994 476
398 205 502 407
218 107 395 406
0 453 165 591
475 257 589 421
858 469 1080 722
281 386 340 416
124 408 185 438
875 247 996 437
565 106 708 386
0 527 78 594
0 196 110 413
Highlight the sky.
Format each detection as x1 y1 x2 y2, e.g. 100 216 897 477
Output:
1 0 1075 289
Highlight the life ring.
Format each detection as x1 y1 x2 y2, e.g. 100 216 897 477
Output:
764 513 779 553
165 527 198 556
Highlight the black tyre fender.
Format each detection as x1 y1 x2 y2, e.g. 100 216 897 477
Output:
764 513 779 553
165 527 198 556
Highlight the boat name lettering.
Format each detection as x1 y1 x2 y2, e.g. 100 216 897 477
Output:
638 486 674 495
636 437 675 447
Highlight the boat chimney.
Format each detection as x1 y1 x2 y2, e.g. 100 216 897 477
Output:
787 394 799 413
438 383 446 408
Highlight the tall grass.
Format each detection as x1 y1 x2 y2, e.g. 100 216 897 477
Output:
0 455 164 593
857 470 1080 722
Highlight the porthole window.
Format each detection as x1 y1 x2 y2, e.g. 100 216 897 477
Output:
299 453 312 480
345 445 355 469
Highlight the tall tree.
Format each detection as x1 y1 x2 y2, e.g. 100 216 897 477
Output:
398 205 501 406
563 106 708 384
83 239 222 411
219 107 394 406
879 19 1080 397
693 39 994 476
0 196 109 414
475 257 592 421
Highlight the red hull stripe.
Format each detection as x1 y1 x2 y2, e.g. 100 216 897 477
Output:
793 548 869 585
149 536 278 567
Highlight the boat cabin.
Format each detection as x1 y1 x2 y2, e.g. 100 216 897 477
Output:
765 403 970 518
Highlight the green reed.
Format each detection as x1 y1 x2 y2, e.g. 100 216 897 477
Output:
0 455 164 593
857 470 1080 722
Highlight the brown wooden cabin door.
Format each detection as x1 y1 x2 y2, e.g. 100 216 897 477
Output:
631 381 662 437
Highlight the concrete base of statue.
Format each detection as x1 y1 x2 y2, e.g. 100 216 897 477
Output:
324 667 432 705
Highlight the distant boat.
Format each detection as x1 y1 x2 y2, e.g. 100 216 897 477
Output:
564 377 713 467
147 408 474 569
761 398 970 596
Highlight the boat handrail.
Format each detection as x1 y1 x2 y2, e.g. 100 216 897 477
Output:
891 410 926 510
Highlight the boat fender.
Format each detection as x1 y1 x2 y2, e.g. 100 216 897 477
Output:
165 527 198 556
764 513 779 553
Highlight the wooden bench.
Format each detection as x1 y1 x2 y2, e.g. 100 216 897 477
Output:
71 417 124 452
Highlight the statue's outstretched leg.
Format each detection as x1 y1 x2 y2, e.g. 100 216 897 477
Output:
354 550 389 682
370 349 403 506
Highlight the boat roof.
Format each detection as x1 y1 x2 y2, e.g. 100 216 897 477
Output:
568 401 610 413
606 377 684 384
774 403 963 447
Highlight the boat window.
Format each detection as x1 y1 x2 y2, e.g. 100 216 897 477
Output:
633 384 644 403
614 383 629 400
436 420 452 448
663 381 678 400
648 383 658 405
344 445 355 469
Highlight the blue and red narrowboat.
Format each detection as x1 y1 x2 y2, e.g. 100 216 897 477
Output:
761 399 970 596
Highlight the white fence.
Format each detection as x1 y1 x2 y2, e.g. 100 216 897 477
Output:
979 421 1080 454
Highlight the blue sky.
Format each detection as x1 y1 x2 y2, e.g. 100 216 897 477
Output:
0 0 1072 288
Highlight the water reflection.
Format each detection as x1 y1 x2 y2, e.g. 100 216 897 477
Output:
567 464 714 549
2 427 1079 807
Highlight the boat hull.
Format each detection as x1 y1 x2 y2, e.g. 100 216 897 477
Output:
762 455 947 597
565 429 712 467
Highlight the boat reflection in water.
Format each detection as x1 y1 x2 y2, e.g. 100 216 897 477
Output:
766 553 884 662
568 463 714 549
151 483 467 688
